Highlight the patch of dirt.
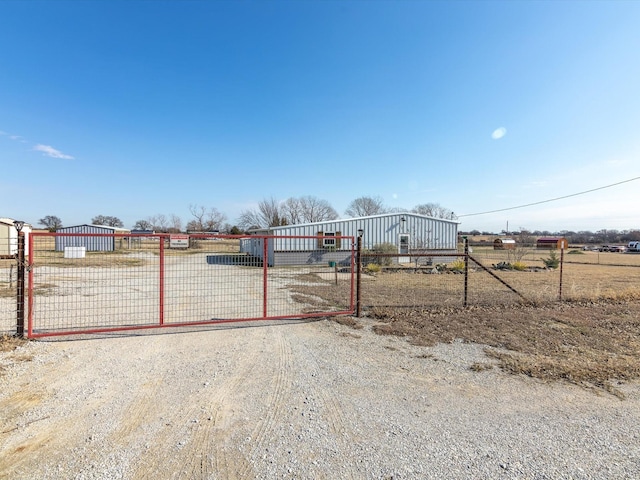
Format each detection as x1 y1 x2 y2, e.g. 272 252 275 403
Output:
0 335 27 353
366 300 640 397
333 316 363 329
0 336 31 376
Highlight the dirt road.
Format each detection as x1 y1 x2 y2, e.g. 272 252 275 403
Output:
1 318 639 479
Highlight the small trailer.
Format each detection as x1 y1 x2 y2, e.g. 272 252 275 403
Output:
628 241 640 253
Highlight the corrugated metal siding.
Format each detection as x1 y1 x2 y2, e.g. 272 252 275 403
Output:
245 214 458 265
268 213 458 251
55 225 116 252
273 251 351 267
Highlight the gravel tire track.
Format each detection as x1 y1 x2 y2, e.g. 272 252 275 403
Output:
179 344 264 480
236 327 295 479
125 327 267 480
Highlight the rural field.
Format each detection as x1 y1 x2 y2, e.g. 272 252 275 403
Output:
1 242 640 478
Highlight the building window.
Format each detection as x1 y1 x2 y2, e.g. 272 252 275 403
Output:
317 231 342 249
323 232 336 248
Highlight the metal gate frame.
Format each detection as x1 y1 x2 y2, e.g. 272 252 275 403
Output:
26 233 356 338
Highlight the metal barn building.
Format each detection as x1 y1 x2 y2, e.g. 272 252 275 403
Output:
241 212 459 266
54 224 130 252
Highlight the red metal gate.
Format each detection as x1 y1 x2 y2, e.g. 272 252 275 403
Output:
27 233 355 338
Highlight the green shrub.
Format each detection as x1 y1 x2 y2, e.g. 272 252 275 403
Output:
512 261 528 271
541 250 560 269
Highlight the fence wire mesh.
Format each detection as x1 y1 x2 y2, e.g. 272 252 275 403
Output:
359 255 467 311
0 236 17 335
26 233 355 337
468 246 640 302
5 234 640 337
356 245 640 314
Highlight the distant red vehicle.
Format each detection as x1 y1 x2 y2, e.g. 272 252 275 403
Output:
600 245 626 252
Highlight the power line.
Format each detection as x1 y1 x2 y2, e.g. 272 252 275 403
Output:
458 175 640 218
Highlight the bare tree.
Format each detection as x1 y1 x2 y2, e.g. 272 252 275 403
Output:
300 196 338 223
149 214 168 232
412 203 457 220
92 215 124 228
38 215 62 231
282 196 338 224
281 198 303 225
132 219 153 230
386 206 408 213
507 228 536 263
188 205 226 232
142 214 183 233
238 197 287 230
345 196 387 217
169 214 182 233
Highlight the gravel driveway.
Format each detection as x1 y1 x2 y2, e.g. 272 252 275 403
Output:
1 317 639 479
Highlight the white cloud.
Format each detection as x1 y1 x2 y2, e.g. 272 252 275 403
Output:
491 127 507 140
33 144 75 160
0 131 25 142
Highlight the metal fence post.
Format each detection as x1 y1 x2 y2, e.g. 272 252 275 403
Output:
16 230 25 337
463 236 469 307
159 236 165 325
559 244 564 301
263 236 269 318
356 232 363 317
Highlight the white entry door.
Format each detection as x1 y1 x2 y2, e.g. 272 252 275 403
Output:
398 234 410 263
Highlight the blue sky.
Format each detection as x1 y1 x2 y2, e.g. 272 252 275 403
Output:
1 0 639 233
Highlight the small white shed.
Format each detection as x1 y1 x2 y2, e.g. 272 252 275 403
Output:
0 217 32 257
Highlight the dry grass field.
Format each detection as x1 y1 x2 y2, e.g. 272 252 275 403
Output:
470 244 640 267
294 253 640 397
367 300 640 398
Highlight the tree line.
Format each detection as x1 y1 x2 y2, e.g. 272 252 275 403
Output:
461 228 640 245
37 196 456 233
